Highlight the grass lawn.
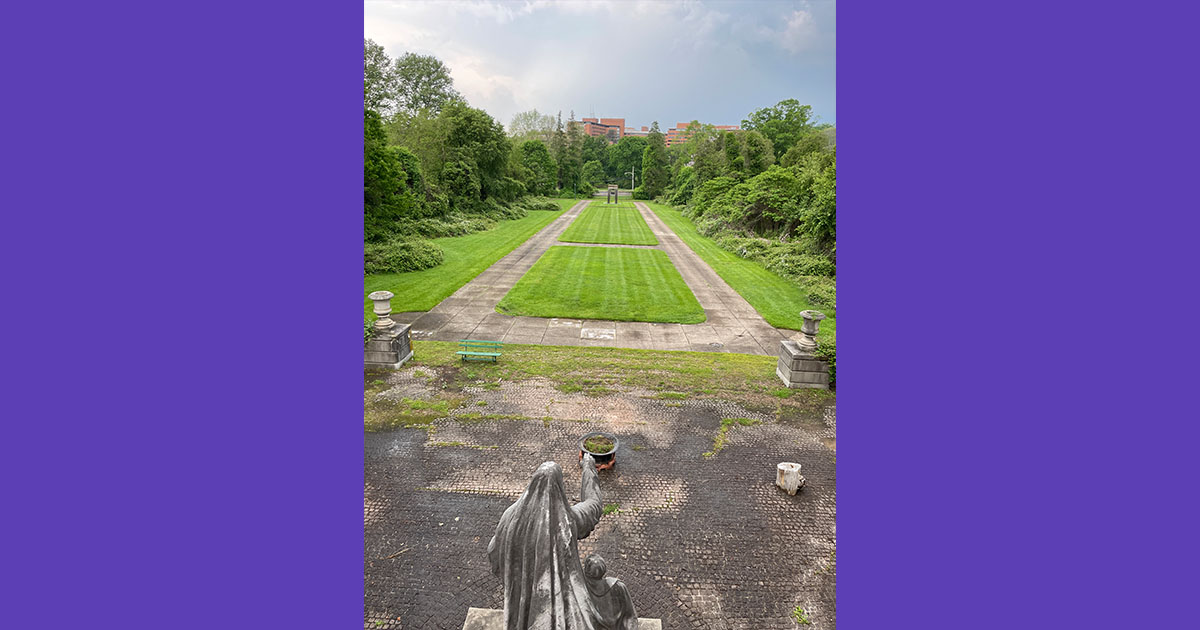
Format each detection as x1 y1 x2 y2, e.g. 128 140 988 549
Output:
364 208 567 316
496 245 704 323
558 201 657 245
644 202 836 337
364 341 834 431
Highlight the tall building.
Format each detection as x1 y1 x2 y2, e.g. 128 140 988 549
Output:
665 122 741 147
623 126 650 138
578 117 625 143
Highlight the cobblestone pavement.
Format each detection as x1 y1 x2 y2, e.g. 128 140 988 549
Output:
389 200 790 356
365 368 837 629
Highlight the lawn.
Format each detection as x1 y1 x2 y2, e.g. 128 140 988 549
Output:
364 341 835 431
495 245 704 323
558 201 657 245
644 202 836 337
364 208 568 316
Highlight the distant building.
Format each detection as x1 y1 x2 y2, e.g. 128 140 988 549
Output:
578 117 625 143
665 122 741 147
623 126 650 138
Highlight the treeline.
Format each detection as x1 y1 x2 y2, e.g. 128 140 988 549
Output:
364 40 558 274
660 100 837 311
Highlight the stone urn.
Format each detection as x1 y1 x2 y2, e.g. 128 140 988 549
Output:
368 290 396 337
795 310 827 352
578 432 620 470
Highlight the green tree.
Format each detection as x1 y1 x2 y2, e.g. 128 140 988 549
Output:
581 135 609 171
722 131 744 176
741 99 814 159
393 52 462 116
742 130 775 177
582 160 605 189
508 109 555 143
364 109 424 241
779 133 830 168
519 140 558 196
606 136 647 186
364 39 397 116
641 121 669 198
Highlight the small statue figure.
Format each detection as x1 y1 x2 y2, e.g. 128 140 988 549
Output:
487 455 638 629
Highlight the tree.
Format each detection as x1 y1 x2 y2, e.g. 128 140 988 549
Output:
508 109 556 143
641 121 669 198
582 160 605 189
394 52 462 116
519 140 558 196
722 131 744 176
742 130 775 177
606 136 647 186
364 39 397 116
559 111 584 192
741 99 814 159
365 109 425 241
581 135 609 171
779 132 830 168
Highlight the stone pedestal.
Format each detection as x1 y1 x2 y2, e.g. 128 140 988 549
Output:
461 608 662 630
365 323 413 369
777 340 829 389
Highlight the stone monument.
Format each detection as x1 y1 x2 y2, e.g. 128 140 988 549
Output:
607 184 618 204
777 310 829 389
365 290 413 369
463 455 661 630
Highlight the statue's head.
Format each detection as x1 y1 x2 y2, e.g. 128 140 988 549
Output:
583 554 607 579
525 461 566 497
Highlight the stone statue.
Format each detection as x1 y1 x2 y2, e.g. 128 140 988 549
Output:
487 455 638 630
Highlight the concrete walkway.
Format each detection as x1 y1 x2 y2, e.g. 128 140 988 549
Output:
390 200 790 355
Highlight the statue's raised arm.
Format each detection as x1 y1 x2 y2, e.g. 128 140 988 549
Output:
572 453 603 540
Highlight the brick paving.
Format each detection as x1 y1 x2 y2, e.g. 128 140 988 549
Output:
389 201 790 356
365 367 837 629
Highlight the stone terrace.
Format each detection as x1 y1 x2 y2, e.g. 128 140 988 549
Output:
365 366 837 629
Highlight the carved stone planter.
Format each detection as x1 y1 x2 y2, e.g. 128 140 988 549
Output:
578 431 619 470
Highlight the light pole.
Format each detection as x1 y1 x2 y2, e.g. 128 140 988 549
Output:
624 166 636 192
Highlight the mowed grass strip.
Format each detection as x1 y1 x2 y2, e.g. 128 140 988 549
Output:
364 208 568 316
496 246 704 323
644 202 835 337
558 201 657 245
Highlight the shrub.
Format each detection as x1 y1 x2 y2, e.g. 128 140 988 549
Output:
402 214 494 238
815 339 836 390
364 238 444 274
364 317 374 344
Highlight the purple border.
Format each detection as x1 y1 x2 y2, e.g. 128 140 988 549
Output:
841 2 1199 627
5 1 363 627
5 1 1198 627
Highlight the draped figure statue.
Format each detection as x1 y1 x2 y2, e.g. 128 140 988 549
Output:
487 454 638 630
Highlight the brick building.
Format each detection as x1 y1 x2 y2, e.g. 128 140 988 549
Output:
578 117 625 143
665 122 741 147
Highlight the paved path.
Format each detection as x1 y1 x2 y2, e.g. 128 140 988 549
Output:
391 200 790 355
365 370 837 629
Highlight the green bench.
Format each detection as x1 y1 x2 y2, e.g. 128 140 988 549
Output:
457 339 503 362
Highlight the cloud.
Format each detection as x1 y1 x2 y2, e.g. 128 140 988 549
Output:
364 0 836 126
778 9 819 54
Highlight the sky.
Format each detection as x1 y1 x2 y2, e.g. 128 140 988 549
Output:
364 0 835 132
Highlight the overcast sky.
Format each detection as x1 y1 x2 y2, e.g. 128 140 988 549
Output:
365 0 835 131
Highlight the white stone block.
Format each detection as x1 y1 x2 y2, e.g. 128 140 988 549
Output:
776 462 805 496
